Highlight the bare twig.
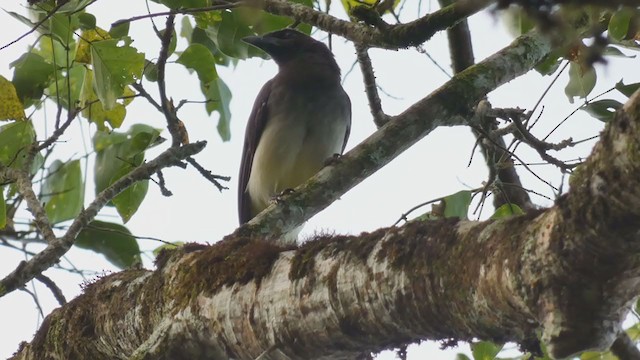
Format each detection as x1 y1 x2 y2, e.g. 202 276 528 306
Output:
185 157 230 192
355 44 390 128
35 274 67 305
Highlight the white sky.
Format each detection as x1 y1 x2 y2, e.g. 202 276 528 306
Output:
0 1 638 359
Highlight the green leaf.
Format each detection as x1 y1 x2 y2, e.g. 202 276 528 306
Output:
78 12 96 30
112 172 148 223
582 99 623 122
564 62 596 103
143 60 159 82
4 10 48 33
151 0 208 10
608 8 633 41
192 27 234 66
535 53 562 76
56 0 95 13
49 13 79 47
0 75 26 121
41 160 84 224
90 39 144 111
93 125 161 222
471 341 502 360
203 77 232 141
491 203 524 219
443 190 472 219
10 52 54 103
0 186 6 229
206 10 265 59
109 21 130 38
0 121 36 168
47 64 86 110
615 80 640 98
152 241 185 256
75 220 141 269
80 69 128 131
180 15 194 39
602 46 635 58
456 355 472 360
177 43 218 84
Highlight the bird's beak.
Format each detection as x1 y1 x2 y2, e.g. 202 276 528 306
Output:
242 35 279 54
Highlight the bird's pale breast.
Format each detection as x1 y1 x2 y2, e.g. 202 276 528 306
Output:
247 86 350 216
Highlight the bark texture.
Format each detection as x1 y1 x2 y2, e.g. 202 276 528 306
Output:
11 90 640 358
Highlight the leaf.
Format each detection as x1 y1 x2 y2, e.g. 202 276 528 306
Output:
582 99 623 122
0 121 36 168
90 39 144 110
206 10 265 59
10 52 54 103
602 46 635 58
93 125 161 222
471 341 502 360
41 160 84 224
203 77 232 141
151 0 208 10
75 220 141 269
564 62 596 103
615 80 640 98
176 43 218 84
78 12 96 30
75 27 112 64
49 13 79 47
503 6 536 37
341 0 399 15
0 75 26 121
112 172 148 223
535 52 562 76
608 8 633 42
491 203 524 219
80 69 128 131
109 21 130 38
46 64 86 110
152 241 185 256
4 10 49 33
443 190 472 219
0 186 6 229
35 35 74 68
456 355 472 360
143 60 159 82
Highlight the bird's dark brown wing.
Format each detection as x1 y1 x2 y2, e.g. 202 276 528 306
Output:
341 90 352 153
238 79 274 224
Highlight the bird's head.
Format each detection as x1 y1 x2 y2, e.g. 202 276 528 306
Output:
242 29 337 69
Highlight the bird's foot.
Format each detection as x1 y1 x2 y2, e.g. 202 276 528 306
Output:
324 153 342 167
270 188 295 204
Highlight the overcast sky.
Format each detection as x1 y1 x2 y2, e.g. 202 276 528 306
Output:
0 1 638 358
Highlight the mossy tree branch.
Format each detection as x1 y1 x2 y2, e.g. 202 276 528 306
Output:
11 88 640 358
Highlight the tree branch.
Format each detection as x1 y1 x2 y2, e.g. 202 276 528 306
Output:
0 142 207 298
236 31 553 243
12 86 640 357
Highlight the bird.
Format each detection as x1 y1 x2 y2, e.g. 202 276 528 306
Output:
238 28 351 243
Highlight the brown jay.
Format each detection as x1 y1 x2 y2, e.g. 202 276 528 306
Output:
238 29 351 241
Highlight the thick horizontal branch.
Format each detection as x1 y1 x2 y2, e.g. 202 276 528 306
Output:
237 31 553 242
12 88 640 360
0 142 207 298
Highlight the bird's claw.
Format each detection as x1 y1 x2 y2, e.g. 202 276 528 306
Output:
270 188 295 204
324 153 342 167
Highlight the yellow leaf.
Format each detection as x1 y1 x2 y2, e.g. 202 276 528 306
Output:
340 0 400 16
0 76 26 121
75 27 111 64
